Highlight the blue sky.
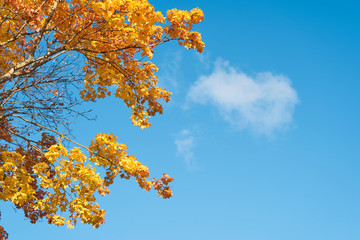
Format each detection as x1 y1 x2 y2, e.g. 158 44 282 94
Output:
3 0 360 239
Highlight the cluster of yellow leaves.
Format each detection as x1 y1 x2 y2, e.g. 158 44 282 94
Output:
0 133 173 230
166 8 205 51
0 0 202 235
1 0 204 128
0 152 37 205
76 1 204 128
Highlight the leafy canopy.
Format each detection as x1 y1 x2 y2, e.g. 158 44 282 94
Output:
0 0 204 238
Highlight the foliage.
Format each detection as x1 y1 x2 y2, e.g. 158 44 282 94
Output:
0 0 204 238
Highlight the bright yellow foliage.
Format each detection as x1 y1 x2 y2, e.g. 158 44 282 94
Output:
0 0 203 237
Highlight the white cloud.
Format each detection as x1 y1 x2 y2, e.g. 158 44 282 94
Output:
187 59 299 135
174 130 195 170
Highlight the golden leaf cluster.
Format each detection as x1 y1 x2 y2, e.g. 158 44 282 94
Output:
1 133 174 231
0 0 203 238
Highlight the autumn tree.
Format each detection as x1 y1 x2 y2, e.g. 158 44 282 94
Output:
0 0 204 238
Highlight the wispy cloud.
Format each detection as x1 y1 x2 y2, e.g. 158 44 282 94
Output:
157 50 183 90
195 51 211 70
174 129 195 170
187 59 299 135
